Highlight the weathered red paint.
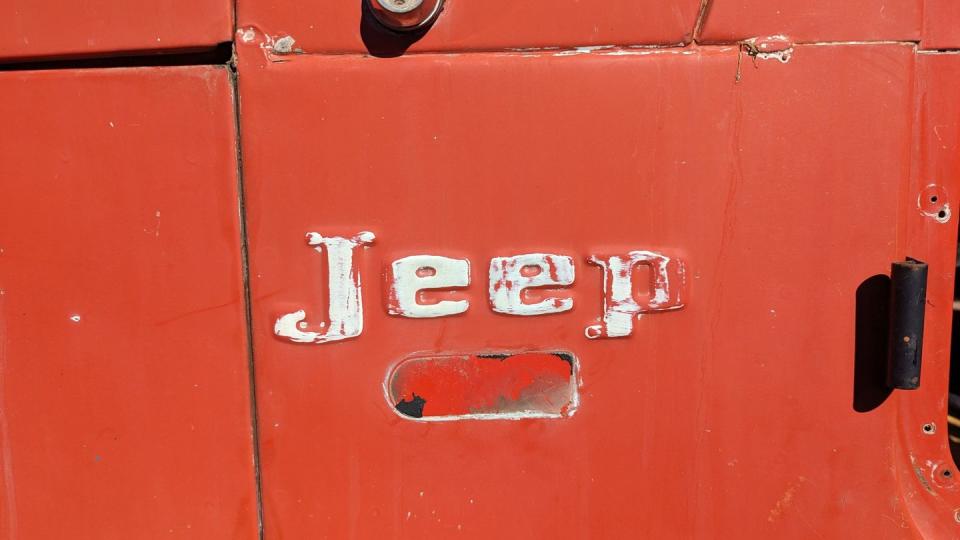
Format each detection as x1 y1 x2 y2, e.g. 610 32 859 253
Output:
698 0 921 43
0 0 232 61
922 1 960 49
699 0 960 48
236 30 960 536
891 52 960 539
388 352 577 418
237 0 702 54
0 67 258 538
1 2 959 539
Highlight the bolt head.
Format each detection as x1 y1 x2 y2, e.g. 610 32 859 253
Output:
377 0 423 14
368 0 442 31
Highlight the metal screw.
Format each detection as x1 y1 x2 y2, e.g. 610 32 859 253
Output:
377 0 423 14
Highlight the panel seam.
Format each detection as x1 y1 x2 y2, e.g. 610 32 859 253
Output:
228 46 266 540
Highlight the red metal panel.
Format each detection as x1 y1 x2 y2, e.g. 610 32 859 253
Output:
893 51 960 539
699 0 921 43
0 0 232 61
236 0 702 54
237 38 960 537
0 66 257 538
922 1 960 49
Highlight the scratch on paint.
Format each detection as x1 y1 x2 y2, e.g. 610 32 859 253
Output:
0 294 17 537
910 455 934 493
768 476 806 522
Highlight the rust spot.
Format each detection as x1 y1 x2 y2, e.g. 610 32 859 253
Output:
914 464 935 493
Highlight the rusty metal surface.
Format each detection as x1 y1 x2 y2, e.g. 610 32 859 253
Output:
0 66 258 538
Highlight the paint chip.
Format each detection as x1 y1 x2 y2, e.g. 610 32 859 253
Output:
273 35 296 54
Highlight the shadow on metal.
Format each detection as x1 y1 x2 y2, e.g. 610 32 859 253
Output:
853 274 894 412
359 0 433 57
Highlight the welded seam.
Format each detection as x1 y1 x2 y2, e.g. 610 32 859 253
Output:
228 51 266 540
692 0 712 43
0 38 950 71
255 39 953 61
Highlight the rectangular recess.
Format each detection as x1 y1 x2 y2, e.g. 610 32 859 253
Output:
387 351 579 420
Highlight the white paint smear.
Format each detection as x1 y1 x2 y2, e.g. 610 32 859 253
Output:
387 255 470 318
585 251 684 339
489 254 575 316
275 232 375 344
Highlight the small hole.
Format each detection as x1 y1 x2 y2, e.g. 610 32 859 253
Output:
416 266 436 277
944 469 954 478
520 264 542 277
923 423 936 434
939 210 948 219
931 196 939 203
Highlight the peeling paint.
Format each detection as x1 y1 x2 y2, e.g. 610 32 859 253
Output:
384 351 580 422
488 254 575 316
552 45 616 57
250 30 303 60
585 251 685 339
240 28 256 43
743 35 794 63
274 232 374 344
387 255 470 318
272 35 296 55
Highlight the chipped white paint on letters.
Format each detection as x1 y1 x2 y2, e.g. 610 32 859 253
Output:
585 251 683 339
489 254 575 316
274 232 375 344
387 255 470 318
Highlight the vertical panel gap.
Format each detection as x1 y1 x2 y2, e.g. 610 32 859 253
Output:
228 50 266 540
